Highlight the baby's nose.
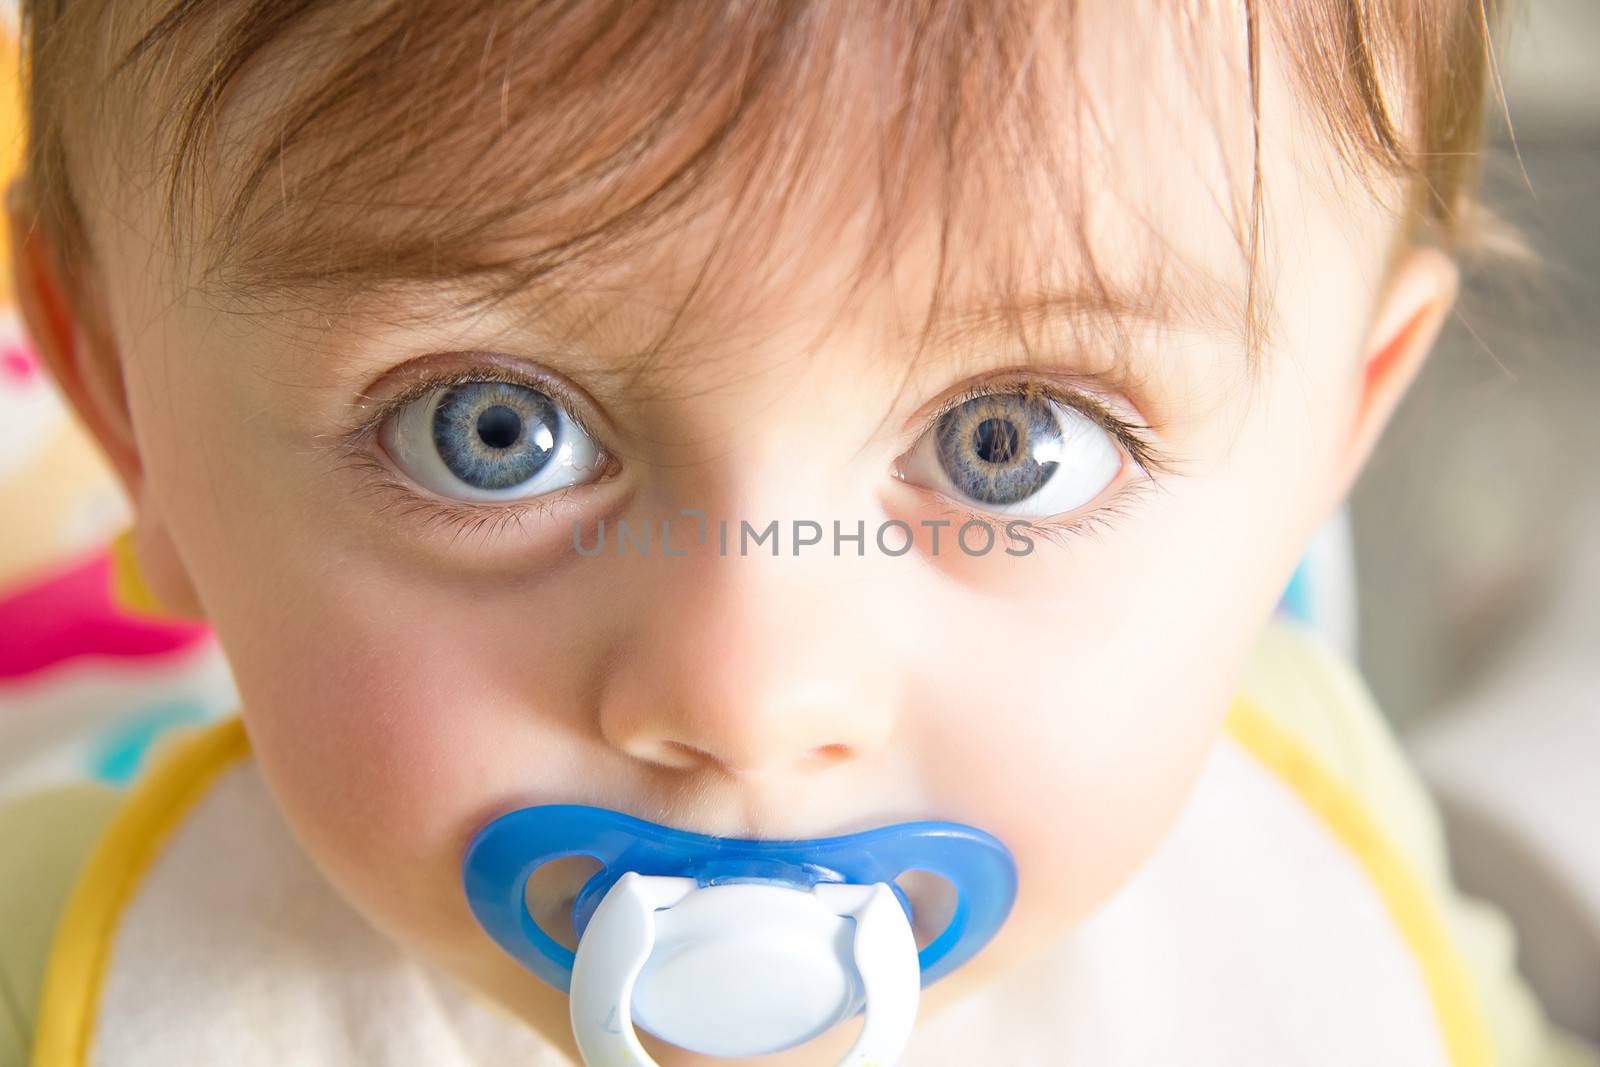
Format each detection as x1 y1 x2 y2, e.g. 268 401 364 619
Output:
595 553 901 781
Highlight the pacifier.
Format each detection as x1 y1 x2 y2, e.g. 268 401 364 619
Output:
463 805 1017 1066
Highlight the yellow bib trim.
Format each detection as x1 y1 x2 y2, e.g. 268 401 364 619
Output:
1224 692 1493 1067
107 529 168 619
31 716 249 1067
33 700 1492 1066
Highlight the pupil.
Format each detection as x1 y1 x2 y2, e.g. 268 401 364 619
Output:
972 418 1020 465
476 405 523 449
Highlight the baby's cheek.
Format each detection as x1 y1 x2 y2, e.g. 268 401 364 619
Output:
236 629 562 947
908 614 1254 953
971 716 1218 937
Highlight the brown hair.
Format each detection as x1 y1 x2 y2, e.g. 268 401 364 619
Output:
15 0 1515 379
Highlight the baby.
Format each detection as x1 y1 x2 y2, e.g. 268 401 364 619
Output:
2 0 1595 1065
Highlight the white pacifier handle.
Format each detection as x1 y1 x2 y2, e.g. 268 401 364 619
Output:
569 872 921 1066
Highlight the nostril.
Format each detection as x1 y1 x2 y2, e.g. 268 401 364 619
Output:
660 740 715 770
807 743 852 765
646 740 854 775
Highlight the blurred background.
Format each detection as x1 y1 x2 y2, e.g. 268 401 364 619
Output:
1358 0 1598 733
1350 0 1600 1041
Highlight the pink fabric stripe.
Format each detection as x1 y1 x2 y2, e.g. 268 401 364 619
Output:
1 343 38 382
0 550 210 680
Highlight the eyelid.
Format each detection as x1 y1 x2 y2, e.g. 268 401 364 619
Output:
914 475 1161 549
326 449 597 548
332 354 613 459
914 370 1182 480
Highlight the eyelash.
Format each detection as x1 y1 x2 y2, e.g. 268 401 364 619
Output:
922 377 1179 481
329 364 1180 548
905 377 1178 547
325 364 612 549
338 363 610 457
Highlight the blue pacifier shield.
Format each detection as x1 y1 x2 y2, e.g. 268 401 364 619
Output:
462 805 1017 994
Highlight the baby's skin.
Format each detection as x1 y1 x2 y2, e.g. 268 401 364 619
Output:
9 3 1459 1063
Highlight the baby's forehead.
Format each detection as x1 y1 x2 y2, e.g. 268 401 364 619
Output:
93 1 1405 382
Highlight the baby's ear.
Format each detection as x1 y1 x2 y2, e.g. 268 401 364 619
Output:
6 175 207 621
1329 245 1459 505
6 174 140 493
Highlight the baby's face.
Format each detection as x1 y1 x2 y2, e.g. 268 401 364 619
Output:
34 7 1442 1064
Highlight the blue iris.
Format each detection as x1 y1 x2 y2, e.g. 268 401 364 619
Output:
934 394 1061 505
432 381 561 490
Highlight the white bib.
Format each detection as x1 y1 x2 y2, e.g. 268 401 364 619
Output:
30 697 1491 1067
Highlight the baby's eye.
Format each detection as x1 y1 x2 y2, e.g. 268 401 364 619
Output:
378 379 605 502
898 391 1124 517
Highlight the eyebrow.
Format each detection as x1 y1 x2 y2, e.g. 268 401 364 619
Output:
222 197 1260 415
917 259 1252 361
259 244 1252 355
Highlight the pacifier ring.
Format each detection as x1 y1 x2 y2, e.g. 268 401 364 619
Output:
567 873 922 1066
